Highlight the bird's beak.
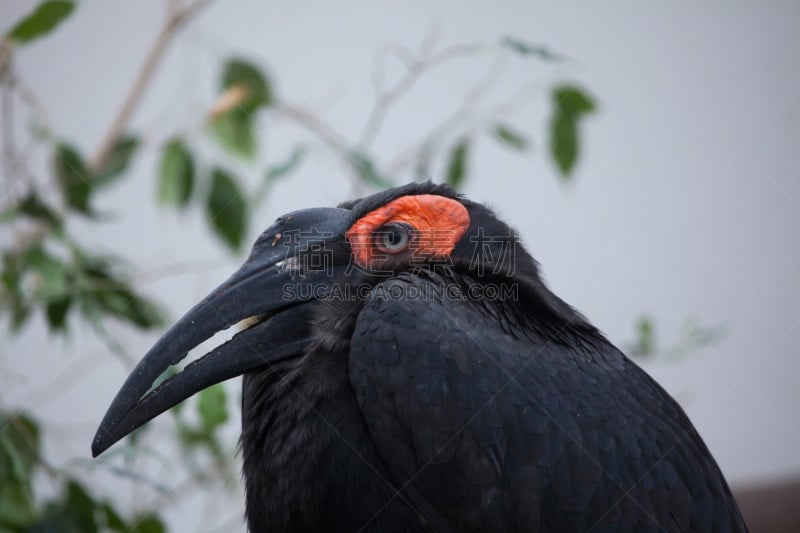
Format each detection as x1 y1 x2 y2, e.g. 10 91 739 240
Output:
91 207 352 457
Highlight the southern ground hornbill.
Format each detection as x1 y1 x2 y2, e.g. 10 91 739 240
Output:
92 183 747 531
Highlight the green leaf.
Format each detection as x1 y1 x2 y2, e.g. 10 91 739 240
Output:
549 84 596 178
64 481 98 533
197 384 228 431
54 143 91 213
211 108 256 159
1 412 40 480
253 146 308 204
492 124 529 151
158 140 195 207
131 514 166 533
45 295 71 330
23 245 69 301
93 135 139 187
206 168 247 250
92 287 163 330
78 258 164 329
8 1 75 44
17 192 62 227
501 37 565 62
347 150 392 188
550 111 577 176
266 146 307 183
221 59 272 111
0 481 36 527
100 503 128 532
1 253 30 331
210 59 271 158
0 413 40 527
554 86 596 114
445 138 470 188
176 424 211 448
1 437 24 483
634 316 655 357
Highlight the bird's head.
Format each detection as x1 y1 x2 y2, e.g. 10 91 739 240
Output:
92 182 575 457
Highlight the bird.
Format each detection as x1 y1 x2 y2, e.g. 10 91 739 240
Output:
92 182 747 532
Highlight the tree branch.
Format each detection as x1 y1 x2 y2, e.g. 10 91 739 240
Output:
0 40 12 75
385 58 529 177
275 102 348 152
89 0 213 173
357 42 486 148
1 56 15 199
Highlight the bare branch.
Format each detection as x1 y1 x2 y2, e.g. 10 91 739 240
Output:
386 58 531 178
357 42 488 149
136 257 229 283
0 40 12 75
277 37 513 191
275 102 348 152
90 0 214 173
276 101 374 191
1 57 15 200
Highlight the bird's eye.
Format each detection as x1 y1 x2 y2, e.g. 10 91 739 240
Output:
375 223 412 253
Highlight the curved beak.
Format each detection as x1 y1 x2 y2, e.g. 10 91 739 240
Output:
92 207 351 457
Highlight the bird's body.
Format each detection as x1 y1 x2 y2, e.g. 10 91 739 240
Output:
93 183 747 532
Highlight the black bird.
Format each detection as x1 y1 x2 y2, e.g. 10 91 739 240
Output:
93 183 747 532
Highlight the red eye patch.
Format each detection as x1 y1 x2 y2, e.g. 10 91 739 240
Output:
346 194 470 269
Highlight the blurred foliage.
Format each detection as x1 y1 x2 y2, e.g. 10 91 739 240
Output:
7 1 74 44
93 136 140 188
211 59 272 159
500 36 567 63
0 204 163 334
53 137 141 215
628 315 725 359
206 168 248 251
0 411 39 529
157 141 195 208
445 138 470 188
492 124 529 152
0 2 612 531
0 410 167 532
633 315 656 357
347 150 393 189
550 84 596 177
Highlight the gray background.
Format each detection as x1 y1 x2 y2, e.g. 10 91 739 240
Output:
3 1 799 531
